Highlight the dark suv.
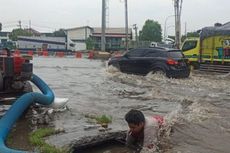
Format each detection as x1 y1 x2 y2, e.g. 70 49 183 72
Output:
108 47 190 78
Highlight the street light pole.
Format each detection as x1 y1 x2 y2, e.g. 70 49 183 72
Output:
125 0 129 51
166 25 175 38
164 15 174 42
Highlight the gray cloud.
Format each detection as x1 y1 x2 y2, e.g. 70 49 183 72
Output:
0 0 229 34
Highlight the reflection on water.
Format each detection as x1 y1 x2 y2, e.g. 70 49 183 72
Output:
27 57 230 152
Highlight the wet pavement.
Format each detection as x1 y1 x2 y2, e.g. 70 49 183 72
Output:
12 57 230 152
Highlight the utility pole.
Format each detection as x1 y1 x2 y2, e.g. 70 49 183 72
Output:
173 0 183 49
0 23 2 32
29 20 32 34
18 20 22 29
133 24 138 47
125 0 129 51
184 22 187 38
101 0 106 51
106 0 110 28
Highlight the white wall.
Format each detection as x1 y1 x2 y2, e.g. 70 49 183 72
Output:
68 29 85 40
67 28 92 40
18 41 65 50
74 42 86 51
66 27 93 51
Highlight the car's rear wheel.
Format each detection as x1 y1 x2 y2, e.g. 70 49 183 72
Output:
112 62 120 71
152 68 166 76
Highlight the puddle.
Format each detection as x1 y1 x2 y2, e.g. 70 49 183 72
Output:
73 140 134 153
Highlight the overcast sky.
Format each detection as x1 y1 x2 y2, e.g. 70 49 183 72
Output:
1 0 229 35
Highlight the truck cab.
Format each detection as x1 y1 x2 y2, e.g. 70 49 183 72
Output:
181 37 200 67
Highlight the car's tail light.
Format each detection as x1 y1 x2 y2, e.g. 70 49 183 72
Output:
167 59 178 65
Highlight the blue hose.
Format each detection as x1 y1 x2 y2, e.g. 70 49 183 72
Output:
0 74 54 153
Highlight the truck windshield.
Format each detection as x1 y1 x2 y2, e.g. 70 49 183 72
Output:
182 40 197 51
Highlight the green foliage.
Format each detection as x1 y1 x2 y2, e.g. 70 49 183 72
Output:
168 35 175 41
182 31 200 42
29 128 69 153
139 19 162 42
53 29 66 37
86 37 95 50
84 114 112 124
1 41 16 50
9 28 32 41
0 23 2 31
95 115 112 124
186 32 200 37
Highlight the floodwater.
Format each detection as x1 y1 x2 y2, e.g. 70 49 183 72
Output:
17 57 230 152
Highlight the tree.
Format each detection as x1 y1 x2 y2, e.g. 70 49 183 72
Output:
139 19 162 42
86 37 95 50
0 23 2 32
181 31 200 42
53 29 66 37
9 28 32 41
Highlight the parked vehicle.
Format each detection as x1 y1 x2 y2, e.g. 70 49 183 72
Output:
181 22 230 68
108 47 190 78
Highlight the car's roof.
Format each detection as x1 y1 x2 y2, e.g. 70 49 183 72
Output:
133 47 180 52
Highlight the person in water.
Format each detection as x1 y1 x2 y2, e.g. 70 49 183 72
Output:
125 109 164 152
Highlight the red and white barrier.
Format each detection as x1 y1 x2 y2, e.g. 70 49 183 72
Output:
75 52 82 58
56 52 65 57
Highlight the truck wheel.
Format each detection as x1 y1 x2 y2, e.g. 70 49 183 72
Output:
190 62 200 69
0 73 3 91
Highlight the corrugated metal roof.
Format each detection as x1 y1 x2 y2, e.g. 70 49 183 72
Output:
221 22 230 29
200 21 230 40
65 26 93 31
18 36 65 43
65 26 132 35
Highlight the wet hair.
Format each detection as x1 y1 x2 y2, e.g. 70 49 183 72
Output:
125 109 145 125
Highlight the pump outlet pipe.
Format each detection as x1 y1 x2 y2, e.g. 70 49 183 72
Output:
0 74 54 153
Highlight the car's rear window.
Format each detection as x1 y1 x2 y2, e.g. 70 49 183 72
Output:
168 51 184 58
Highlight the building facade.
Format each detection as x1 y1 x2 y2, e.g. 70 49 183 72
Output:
17 36 75 52
65 26 132 51
92 27 132 51
65 26 93 51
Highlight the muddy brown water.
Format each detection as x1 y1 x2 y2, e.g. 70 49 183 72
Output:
5 57 230 152
73 140 134 153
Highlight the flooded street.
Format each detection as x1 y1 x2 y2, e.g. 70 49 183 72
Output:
31 57 230 153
